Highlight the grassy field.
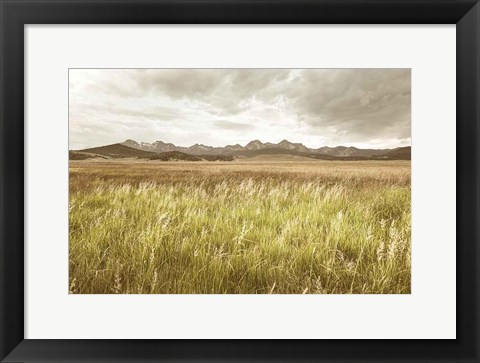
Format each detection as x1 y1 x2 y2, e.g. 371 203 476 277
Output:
69 158 411 294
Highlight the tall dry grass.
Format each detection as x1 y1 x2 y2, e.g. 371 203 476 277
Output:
69 160 411 294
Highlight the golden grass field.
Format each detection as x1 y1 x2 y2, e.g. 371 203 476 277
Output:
69 157 411 294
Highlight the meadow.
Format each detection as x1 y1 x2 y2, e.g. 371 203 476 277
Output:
69 158 411 294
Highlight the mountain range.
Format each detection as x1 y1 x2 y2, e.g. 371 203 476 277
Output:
120 139 404 158
71 139 410 161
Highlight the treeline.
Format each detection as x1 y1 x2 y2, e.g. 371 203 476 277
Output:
69 151 94 160
148 151 234 161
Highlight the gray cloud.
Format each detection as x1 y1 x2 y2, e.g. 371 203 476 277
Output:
71 102 182 122
287 69 411 139
69 69 410 149
213 120 255 130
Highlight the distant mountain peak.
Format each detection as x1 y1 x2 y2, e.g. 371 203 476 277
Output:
117 138 408 159
122 139 140 148
245 140 265 150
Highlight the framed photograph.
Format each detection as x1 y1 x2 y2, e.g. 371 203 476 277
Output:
1 0 478 362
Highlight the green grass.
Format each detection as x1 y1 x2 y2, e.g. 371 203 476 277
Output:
69 160 411 294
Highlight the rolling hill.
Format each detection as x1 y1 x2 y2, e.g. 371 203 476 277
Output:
75 143 159 158
382 147 411 160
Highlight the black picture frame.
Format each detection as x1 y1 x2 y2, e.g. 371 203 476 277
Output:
1 0 479 362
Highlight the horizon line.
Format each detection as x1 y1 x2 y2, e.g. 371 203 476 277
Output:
71 138 412 151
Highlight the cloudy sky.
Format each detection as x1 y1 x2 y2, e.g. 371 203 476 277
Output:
69 69 411 150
